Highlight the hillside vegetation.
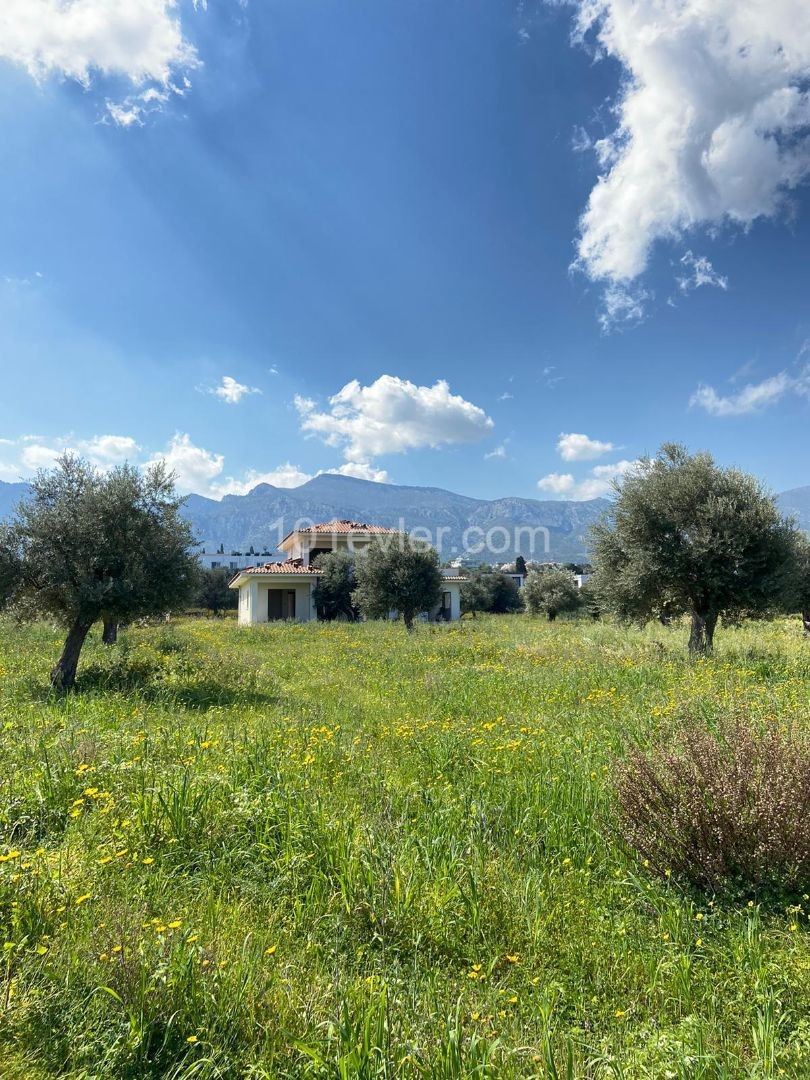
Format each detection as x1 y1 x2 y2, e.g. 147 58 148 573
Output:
0 616 808 1078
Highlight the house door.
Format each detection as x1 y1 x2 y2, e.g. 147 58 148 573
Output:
268 590 296 621
441 592 451 621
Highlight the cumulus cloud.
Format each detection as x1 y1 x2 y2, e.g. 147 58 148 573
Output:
8 433 140 473
0 429 390 499
538 459 638 500
0 0 200 123
149 432 224 493
80 434 140 463
295 376 494 462
569 0 810 314
690 366 810 416
329 461 390 482
212 375 261 405
556 432 614 461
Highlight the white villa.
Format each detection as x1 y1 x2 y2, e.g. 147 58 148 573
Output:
229 520 464 625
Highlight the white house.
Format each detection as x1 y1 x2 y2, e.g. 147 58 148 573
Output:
229 520 464 625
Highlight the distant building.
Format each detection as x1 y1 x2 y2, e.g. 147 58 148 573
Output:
198 552 267 572
229 519 464 624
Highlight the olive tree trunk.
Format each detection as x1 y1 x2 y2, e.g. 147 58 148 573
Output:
51 618 93 690
688 610 718 657
803 611 810 637
403 611 415 631
102 617 118 645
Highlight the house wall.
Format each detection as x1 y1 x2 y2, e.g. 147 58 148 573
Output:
288 535 376 562
239 579 316 624
428 582 461 622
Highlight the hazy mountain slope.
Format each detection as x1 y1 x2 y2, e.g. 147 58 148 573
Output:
177 474 608 561
777 487 810 530
1 475 806 561
0 481 29 521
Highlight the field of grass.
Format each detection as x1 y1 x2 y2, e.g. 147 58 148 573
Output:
0 614 808 1079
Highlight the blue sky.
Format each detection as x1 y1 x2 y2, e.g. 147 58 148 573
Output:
1 0 809 501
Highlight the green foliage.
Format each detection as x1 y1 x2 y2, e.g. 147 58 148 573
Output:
196 568 237 615
578 581 601 620
590 443 800 655
460 573 491 616
486 573 523 614
0 524 20 610
0 615 809 1076
786 534 810 632
616 717 810 893
524 568 581 621
312 550 358 621
1 455 199 687
514 555 527 578
352 535 442 629
460 572 522 616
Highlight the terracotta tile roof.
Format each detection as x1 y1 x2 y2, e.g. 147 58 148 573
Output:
294 520 402 535
237 559 323 575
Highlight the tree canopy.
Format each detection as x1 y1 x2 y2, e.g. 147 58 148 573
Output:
524 567 582 621
312 550 358 621
459 571 523 616
196 568 237 616
589 443 800 654
0 455 199 688
352 535 442 629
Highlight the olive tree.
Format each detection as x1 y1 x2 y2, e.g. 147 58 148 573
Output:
460 572 492 617
788 534 810 635
352 535 442 630
197 568 237 616
524 567 581 621
312 550 358 621
1 455 199 688
590 444 799 655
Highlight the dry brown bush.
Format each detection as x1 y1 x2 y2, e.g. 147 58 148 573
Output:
615 718 810 891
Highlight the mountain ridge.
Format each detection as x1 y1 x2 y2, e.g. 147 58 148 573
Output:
2 476 808 563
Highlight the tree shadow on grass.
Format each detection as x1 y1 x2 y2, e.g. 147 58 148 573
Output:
24 663 280 710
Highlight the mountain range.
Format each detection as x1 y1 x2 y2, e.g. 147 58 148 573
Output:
2 476 809 563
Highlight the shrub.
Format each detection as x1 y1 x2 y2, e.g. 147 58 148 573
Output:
524 567 580 621
615 718 810 892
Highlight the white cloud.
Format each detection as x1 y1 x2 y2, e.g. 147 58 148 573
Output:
485 444 508 461
80 434 140 464
598 283 649 332
212 375 261 405
9 433 140 473
149 432 224 493
19 443 62 471
0 0 198 85
329 461 389 482
570 0 810 302
0 0 200 123
295 376 494 462
677 252 728 294
690 366 810 416
537 472 576 496
556 432 614 461
538 459 638 500
210 459 391 496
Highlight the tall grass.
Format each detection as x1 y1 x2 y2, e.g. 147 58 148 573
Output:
0 615 808 1077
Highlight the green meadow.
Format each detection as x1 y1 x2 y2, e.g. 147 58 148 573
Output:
0 616 808 1079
